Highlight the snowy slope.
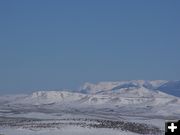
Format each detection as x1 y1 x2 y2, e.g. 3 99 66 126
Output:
156 80 180 96
0 80 179 118
0 80 180 135
18 91 85 105
79 80 168 94
2 89 177 106
0 80 179 107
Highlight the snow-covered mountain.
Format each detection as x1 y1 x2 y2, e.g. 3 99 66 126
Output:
0 80 180 135
0 80 180 106
0 80 180 118
79 80 166 94
156 80 180 96
79 80 180 97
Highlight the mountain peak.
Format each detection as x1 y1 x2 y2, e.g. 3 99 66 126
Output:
79 80 168 94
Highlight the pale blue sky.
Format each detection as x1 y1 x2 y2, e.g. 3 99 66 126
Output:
0 0 180 94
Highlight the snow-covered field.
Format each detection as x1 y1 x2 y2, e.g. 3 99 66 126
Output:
0 80 179 135
0 115 164 135
0 126 141 135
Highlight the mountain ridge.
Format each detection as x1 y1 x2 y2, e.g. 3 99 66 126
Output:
0 80 180 119
1 80 179 107
79 80 180 96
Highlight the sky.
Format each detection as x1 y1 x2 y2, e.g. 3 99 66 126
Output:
0 0 180 94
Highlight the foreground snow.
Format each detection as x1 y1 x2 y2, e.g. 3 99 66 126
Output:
0 126 140 135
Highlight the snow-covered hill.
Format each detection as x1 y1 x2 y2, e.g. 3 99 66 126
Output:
0 80 180 135
0 80 179 117
0 80 179 106
156 80 180 96
79 80 167 94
